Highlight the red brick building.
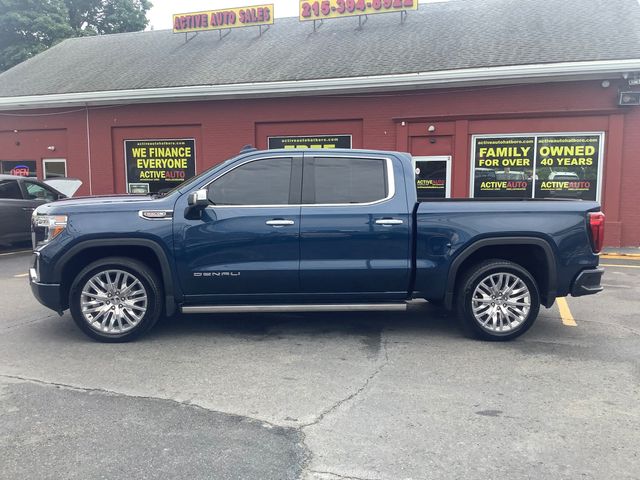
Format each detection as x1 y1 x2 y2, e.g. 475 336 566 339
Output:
1 0 640 246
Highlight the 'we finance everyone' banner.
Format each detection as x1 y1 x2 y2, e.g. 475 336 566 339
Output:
125 139 196 194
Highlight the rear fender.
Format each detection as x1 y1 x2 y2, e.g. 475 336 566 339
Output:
444 237 557 310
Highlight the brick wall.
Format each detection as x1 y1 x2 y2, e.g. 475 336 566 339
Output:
0 79 637 246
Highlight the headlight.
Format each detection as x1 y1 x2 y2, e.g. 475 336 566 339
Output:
32 214 67 247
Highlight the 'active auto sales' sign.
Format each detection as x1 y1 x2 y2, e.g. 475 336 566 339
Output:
173 4 273 33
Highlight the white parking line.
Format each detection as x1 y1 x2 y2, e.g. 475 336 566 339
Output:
13 273 29 278
0 250 31 257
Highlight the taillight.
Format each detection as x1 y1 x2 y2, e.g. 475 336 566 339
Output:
588 212 605 253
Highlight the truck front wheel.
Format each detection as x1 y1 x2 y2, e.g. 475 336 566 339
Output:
69 257 163 342
457 259 540 341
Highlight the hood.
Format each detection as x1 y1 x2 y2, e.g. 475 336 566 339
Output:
50 194 155 207
43 178 82 197
34 193 170 216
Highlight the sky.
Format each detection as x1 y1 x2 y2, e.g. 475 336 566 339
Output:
146 0 448 30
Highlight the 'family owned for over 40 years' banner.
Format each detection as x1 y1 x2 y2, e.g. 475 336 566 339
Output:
125 139 196 194
472 133 603 201
473 137 535 198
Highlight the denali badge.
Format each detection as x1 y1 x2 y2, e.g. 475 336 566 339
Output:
193 272 241 277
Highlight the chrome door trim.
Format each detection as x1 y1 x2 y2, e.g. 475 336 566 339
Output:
265 219 295 226
201 154 396 209
181 303 408 314
375 219 404 226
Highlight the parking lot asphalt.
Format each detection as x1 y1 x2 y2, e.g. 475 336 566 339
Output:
0 250 639 480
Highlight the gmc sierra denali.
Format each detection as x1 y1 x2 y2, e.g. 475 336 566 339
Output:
29 148 604 342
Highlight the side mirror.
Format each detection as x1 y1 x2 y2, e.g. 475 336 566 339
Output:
185 189 209 220
187 189 209 208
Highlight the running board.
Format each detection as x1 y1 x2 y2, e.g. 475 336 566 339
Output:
180 303 408 314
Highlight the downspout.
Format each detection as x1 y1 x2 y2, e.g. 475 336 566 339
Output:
85 105 93 195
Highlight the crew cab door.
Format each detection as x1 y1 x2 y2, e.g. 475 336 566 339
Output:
176 154 302 301
299 153 411 300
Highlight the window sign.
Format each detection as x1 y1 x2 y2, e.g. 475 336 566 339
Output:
268 135 351 149
472 137 534 198
1 160 37 177
471 133 604 201
535 135 601 200
124 139 196 194
414 156 451 199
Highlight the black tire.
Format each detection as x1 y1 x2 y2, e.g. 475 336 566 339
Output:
456 259 540 341
69 257 163 342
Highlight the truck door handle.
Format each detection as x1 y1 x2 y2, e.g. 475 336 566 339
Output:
266 219 295 227
375 218 403 226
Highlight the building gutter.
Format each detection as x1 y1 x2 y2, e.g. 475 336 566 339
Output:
1 59 639 111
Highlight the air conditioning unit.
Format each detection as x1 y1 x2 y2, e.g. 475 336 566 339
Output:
618 91 640 106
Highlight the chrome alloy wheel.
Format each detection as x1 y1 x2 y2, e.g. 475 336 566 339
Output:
471 272 531 334
80 269 148 334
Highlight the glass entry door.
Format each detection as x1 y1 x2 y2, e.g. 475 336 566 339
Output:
413 156 451 200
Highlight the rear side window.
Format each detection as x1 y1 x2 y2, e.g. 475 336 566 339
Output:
209 157 293 206
307 157 388 204
0 180 22 199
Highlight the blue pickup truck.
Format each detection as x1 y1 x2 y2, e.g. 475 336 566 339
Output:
29 148 605 342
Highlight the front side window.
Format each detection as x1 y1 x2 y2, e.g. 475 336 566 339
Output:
24 181 58 202
0 180 22 199
209 157 292 206
309 157 388 204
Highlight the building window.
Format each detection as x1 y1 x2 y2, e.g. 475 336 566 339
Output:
471 133 604 201
43 159 67 179
414 156 451 200
1 160 36 177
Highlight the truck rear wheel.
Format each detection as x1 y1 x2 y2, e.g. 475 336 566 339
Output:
456 259 540 341
69 257 163 342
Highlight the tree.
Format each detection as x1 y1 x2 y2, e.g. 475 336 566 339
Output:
0 0 73 72
64 0 152 35
0 0 152 72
